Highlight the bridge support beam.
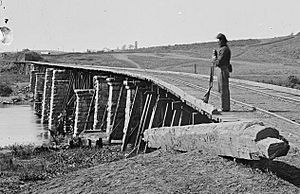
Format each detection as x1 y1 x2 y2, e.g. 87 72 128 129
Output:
171 101 183 127
41 68 54 123
34 73 45 115
30 64 47 93
133 91 158 154
152 98 173 128
192 111 211 124
170 102 211 127
121 81 150 151
30 70 39 93
93 75 108 130
73 89 95 136
49 70 69 131
106 78 125 144
121 81 138 151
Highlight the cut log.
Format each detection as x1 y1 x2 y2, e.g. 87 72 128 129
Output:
143 120 289 160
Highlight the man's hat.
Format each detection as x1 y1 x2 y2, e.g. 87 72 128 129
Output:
216 33 227 42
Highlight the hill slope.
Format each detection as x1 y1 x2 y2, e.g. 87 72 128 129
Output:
139 34 300 65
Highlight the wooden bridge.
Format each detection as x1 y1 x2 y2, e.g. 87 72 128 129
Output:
15 60 299 160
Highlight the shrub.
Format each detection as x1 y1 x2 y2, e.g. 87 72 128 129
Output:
0 83 13 96
10 144 35 159
285 75 300 88
287 75 300 84
19 169 47 181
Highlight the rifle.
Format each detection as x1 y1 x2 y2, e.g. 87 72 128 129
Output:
203 49 217 103
203 65 214 103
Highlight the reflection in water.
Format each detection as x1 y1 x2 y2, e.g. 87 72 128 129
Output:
0 104 49 147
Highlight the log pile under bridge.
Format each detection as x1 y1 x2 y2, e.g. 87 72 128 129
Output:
19 61 290 160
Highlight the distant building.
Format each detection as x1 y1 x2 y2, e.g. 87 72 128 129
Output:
135 41 138 49
103 48 113 52
41 51 50 55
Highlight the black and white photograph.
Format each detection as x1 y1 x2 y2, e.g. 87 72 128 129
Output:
0 0 299 193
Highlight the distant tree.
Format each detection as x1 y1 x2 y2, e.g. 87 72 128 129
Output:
121 44 126 50
24 51 44 61
128 44 135 50
0 83 13 97
22 48 30 52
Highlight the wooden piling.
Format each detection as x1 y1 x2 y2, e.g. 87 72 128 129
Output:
106 77 124 144
93 75 109 130
134 91 158 154
34 73 45 115
48 70 70 131
41 68 54 123
73 89 95 136
121 82 149 151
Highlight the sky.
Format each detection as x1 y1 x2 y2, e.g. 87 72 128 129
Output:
0 0 300 52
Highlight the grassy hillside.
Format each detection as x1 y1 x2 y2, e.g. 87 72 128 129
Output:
139 34 300 65
42 53 135 68
1 33 299 88
40 33 300 67
38 34 300 88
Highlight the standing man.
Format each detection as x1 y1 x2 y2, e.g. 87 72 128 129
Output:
212 33 231 112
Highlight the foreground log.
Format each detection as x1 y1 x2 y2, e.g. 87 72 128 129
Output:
143 120 289 160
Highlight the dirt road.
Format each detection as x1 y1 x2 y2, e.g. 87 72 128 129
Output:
112 54 142 69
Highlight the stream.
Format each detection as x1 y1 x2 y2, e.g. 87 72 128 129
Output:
0 104 49 147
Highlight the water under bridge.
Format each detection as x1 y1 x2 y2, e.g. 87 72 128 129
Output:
14 60 300 160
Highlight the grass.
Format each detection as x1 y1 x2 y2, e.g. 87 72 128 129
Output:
127 54 200 69
41 34 300 92
0 83 13 96
0 72 29 85
20 150 300 193
0 144 126 193
0 72 30 104
43 53 134 68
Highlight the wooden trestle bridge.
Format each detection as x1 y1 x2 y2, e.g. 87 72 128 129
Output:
15 61 297 160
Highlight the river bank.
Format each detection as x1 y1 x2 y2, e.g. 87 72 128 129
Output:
0 144 127 194
0 81 32 105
